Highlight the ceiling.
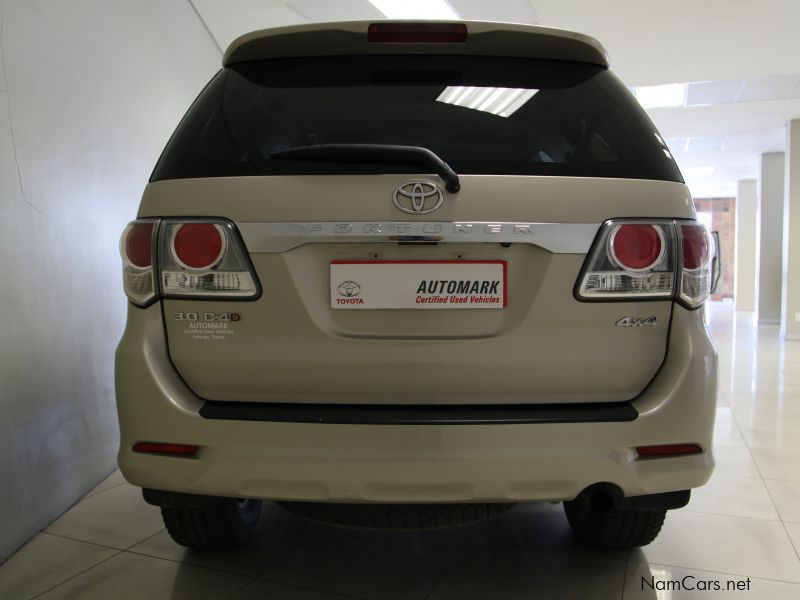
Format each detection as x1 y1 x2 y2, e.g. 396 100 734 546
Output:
190 0 800 198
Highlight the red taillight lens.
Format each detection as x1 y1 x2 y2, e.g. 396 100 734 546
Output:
367 23 468 44
133 442 199 456
121 219 157 307
637 443 703 457
682 224 710 270
609 224 664 271
678 222 713 308
172 223 225 270
124 222 154 268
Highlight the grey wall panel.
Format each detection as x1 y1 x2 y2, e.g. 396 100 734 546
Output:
0 0 220 562
758 152 785 323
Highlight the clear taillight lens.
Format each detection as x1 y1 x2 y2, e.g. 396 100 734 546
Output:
576 220 676 299
679 222 713 308
120 220 157 307
160 219 259 298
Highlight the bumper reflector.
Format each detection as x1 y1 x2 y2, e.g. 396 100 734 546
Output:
132 442 199 456
637 443 702 458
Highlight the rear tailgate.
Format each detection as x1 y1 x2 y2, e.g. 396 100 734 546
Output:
145 175 690 404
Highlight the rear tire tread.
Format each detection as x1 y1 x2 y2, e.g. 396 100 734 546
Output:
564 497 666 549
161 499 262 550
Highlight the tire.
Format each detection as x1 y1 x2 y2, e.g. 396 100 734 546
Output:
563 492 666 549
278 501 515 531
161 498 262 550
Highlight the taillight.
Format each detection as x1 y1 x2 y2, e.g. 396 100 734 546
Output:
575 219 713 308
120 219 157 306
124 222 154 268
160 219 259 299
367 23 468 44
119 218 260 306
682 225 709 270
609 225 665 272
171 223 226 270
678 222 713 308
576 220 675 300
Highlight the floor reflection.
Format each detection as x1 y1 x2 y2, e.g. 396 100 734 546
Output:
170 501 650 600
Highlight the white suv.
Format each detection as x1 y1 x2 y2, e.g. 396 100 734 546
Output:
116 21 717 550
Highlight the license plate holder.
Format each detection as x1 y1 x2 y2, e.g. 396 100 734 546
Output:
330 260 507 309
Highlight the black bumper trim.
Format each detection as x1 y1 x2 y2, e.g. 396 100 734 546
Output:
618 489 691 511
199 400 638 425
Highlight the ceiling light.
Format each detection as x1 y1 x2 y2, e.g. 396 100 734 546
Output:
368 0 459 20
437 86 538 117
686 137 727 152
684 166 714 177
634 83 687 109
666 138 689 152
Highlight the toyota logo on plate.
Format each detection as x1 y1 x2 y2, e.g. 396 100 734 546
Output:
393 181 444 215
337 281 361 297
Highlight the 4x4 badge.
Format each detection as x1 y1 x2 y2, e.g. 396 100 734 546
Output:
393 181 444 214
616 316 658 327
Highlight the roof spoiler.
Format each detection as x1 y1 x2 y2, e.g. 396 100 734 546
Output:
222 20 609 68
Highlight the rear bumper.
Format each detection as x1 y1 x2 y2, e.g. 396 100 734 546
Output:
115 304 717 503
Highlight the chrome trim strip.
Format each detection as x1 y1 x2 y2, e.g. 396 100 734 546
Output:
237 222 600 254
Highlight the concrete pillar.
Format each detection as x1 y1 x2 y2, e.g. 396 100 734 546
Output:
734 179 757 310
758 153 785 323
782 121 800 340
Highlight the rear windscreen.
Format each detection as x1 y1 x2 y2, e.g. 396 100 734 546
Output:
151 55 683 183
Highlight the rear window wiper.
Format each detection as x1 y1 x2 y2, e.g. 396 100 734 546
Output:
269 144 461 192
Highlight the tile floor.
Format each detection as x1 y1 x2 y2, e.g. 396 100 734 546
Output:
1 302 800 599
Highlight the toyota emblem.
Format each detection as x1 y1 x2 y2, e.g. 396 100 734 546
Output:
392 181 444 215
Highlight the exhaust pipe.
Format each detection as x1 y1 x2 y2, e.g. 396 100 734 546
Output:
575 483 690 512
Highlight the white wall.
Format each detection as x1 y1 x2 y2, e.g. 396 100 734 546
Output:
0 0 220 562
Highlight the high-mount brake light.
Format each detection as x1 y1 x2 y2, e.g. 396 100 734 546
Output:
367 23 468 44
120 219 157 307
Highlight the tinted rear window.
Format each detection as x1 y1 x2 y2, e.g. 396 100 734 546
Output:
151 55 682 183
